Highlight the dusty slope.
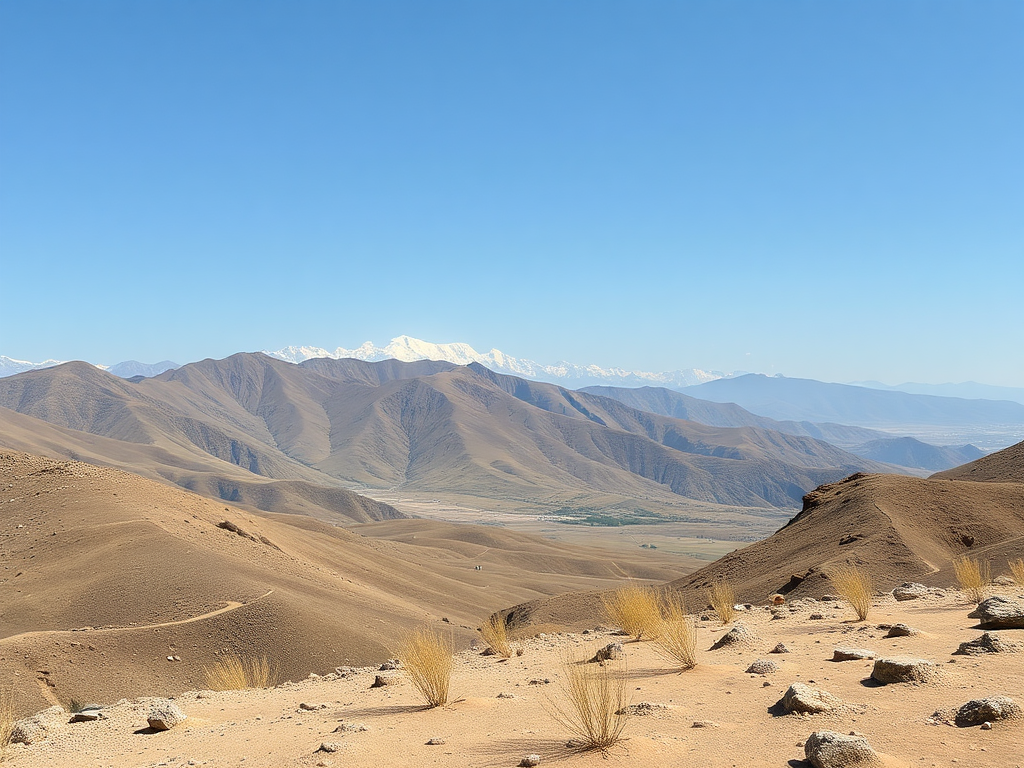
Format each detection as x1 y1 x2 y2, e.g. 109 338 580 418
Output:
0 451 684 716
509 440 1024 629
932 439 1024 484
5 590 1023 768
0 355 897 514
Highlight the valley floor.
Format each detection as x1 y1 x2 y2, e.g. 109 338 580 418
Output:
5 590 1023 768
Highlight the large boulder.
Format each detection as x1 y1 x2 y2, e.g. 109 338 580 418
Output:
146 701 186 731
955 632 1022 655
892 582 943 601
955 696 1021 727
709 623 756 650
9 706 67 745
781 683 844 714
871 657 936 684
968 597 1024 629
833 648 876 661
804 730 881 768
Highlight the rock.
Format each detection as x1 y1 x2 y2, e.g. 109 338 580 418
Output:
589 642 623 662
615 702 669 716
519 755 541 767
317 742 343 753
832 647 876 661
691 719 719 728
426 737 446 745
892 582 932 601
981 721 993 730
770 643 791 654
770 607 788 620
969 597 1024 629
804 730 881 768
781 683 844 714
370 674 398 688
528 678 551 685
771 594 786 605
710 623 755 650
993 575 1015 586
871 657 936 684
299 702 328 711
332 722 368 733
146 701 186 731
955 696 1021 727
69 708 104 723
746 658 778 674
9 705 66 745
885 623 919 637
955 631 1023 655
496 692 516 698
379 658 402 670
809 613 826 620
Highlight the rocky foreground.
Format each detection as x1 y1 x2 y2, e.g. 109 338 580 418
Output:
4 589 1023 768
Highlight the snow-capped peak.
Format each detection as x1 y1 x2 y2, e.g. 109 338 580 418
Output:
265 336 732 389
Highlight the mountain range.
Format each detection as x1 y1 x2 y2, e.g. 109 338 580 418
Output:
0 354 906 527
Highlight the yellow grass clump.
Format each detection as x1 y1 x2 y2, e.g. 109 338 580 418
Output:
953 555 990 603
204 654 276 691
480 613 518 658
706 581 735 625
398 627 454 708
603 582 662 641
829 564 873 621
548 653 629 750
653 597 697 670
1008 558 1024 587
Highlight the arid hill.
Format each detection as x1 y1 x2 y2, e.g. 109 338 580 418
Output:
508 441 1024 629
932 438 1024 484
0 450 683 717
0 355 898 517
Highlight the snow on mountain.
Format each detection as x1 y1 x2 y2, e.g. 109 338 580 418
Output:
0 355 64 378
266 336 731 389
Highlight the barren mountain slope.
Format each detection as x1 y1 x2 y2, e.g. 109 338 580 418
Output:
932 439 1024 483
507 441 1024 629
0 451 683 716
0 355 896 512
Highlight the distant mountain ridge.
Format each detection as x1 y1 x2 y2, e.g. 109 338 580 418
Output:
0 356 179 379
266 335 734 388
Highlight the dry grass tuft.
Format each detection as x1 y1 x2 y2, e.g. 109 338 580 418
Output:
204 654 276 691
953 555 990 603
706 581 735 625
398 627 454 708
603 582 662 641
1008 558 1024 587
653 597 697 670
548 652 629 750
480 613 519 658
828 564 873 621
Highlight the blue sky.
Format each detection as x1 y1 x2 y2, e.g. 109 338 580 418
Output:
1 1 1022 385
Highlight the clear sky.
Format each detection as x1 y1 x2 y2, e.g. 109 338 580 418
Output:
1 1 1022 385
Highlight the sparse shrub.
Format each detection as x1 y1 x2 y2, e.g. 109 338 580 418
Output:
653 597 697 670
706 581 735 625
204 654 276 691
828 564 872 621
603 582 662 641
480 613 518 658
548 652 628 750
953 555 990 603
1008 558 1024 586
398 627 453 708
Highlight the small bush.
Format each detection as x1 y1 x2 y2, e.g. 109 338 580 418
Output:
953 555 990 603
829 564 872 621
548 652 628 750
398 627 453 708
1008 558 1024 586
480 613 518 658
706 581 735 625
603 582 661 641
653 597 697 670
204 654 276 691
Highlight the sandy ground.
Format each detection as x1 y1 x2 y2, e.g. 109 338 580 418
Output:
5 590 1022 768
